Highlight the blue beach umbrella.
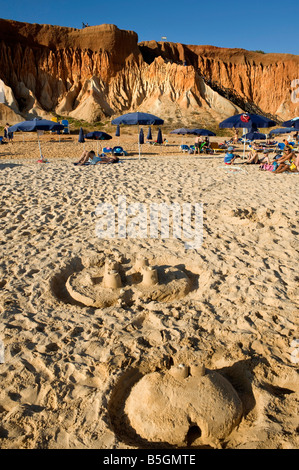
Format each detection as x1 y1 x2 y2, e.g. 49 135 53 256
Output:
115 125 120 137
85 131 112 140
219 113 276 157
170 128 193 135
243 131 266 141
85 131 112 154
147 126 152 140
190 129 216 136
282 117 299 129
8 118 64 159
269 127 295 135
111 112 164 159
112 112 164 126
170 128 194 145
219 113 277 130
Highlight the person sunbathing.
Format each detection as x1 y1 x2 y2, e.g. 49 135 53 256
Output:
75 150 119 165
75 150 96 165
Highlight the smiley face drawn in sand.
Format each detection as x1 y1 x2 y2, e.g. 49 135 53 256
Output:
65 253 193 308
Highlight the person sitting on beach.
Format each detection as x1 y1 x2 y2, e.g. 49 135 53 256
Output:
224 147 239 165
246 148 272 165
245 148 260 164
273 147 298 174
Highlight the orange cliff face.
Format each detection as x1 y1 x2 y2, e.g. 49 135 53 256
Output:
0 18 298 125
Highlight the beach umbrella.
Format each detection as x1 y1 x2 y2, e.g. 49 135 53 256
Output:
219 113 277 130
147 126 152 140
219 113 277 157
139 128 144 145
170 128 194 145
115 125 120 137
170 128 193 135
269 128 295 135
85 131 112 154
190 129 216 136
112 112 164 126
8 118 64 159
111 112 164 160
156 128 163 144
243 131 267 141
282 117 299 129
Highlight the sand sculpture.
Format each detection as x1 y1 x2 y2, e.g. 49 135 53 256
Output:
124 364 243 448
65 253 193 307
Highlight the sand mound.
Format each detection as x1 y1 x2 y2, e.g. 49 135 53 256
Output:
125 367 243 448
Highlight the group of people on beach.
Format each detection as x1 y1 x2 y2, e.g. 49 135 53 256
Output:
223 138 299 174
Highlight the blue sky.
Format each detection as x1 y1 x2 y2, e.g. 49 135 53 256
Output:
1 0 299 55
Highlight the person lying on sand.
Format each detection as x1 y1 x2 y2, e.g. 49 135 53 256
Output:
76 150 96 165
75 150 119 165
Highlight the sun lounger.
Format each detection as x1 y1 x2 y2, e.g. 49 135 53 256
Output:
112 146 127 156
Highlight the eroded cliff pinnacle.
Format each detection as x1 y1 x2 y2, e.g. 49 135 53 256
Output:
0 18 298 125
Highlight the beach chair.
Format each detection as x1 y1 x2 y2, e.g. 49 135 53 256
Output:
112 146 127 156
180 144 190 153
102 147 113 154
209 142 226 154
61 120 70 134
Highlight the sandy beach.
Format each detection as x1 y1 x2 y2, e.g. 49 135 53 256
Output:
0 132 298 449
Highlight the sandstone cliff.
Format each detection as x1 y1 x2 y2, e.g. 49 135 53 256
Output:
0 18 298 126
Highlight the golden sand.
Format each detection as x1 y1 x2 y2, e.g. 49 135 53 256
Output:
0 132 298 449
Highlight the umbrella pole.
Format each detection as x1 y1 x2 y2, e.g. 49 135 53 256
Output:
242 129 246 159
138 124 141 160
37 134 43 159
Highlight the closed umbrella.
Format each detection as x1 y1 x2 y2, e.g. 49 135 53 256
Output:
156 128 163 144
111 112 164 160
115 125 120 137
78 127 85 143
78 127 85 151
139 128 144 144
8 118 64 159
147 126 152 140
